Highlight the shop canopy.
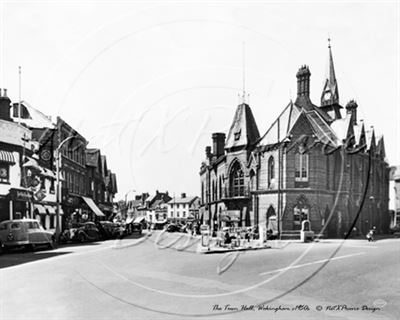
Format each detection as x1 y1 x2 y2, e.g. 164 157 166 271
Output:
125 217 134 224
0 150 15 164
81 196 105 217
133 216 145 223
33 204 46 215
44 205 56 215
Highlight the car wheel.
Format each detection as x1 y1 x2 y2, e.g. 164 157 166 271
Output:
26 243 36 252
48 237 56 250
79 234 86 243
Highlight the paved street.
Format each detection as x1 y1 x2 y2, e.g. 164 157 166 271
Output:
0 232 399 320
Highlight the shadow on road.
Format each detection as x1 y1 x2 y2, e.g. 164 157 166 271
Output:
0 249 72 269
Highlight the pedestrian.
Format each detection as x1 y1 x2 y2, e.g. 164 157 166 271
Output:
224 230 231 245
366 227 376 242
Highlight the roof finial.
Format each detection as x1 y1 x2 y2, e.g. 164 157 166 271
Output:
328 35 331 49
18 66 22 124
241 41 246 104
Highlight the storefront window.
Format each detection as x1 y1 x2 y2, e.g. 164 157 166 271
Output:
0 164 10 183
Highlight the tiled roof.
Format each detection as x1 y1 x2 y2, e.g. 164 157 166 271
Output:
168 196 198 205
12 101 55 129
258 101 337 148
225 103 260 150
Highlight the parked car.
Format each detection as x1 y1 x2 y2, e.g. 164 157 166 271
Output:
0 219 55 253
165 224 180 233
113 222 127 238
97 221 116 239
390 223 400 236
130 222 142 235
70 222 101 243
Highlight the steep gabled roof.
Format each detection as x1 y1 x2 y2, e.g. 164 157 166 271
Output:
258 101 301 146
376 135 386 159
225 103 260 150
168 196 198 205
258 100 337 148
11 101 55 129
330 115 351 143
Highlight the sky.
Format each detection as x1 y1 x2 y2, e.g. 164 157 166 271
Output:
0 1 399 201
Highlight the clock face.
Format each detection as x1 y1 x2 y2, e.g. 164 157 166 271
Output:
0 167 8 178
324 91 332 100
41 149 51 161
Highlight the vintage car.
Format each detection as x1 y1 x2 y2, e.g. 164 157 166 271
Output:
0 219 55 253
390 223 400 236
165 223 181 233
70 222 101 243
130 222 142 235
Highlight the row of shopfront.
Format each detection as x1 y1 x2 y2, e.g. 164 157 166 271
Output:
0 187 110 231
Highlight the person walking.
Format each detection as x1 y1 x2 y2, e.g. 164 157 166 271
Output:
366 226 376 242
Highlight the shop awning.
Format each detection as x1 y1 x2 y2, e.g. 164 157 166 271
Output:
134 216 145 223
155 220 167 224
0 150 15 164
33 204 46 215
81 196 105 217
125 217 134 224
44 205 56 215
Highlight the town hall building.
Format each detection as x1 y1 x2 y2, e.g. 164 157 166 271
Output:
199 43 390 238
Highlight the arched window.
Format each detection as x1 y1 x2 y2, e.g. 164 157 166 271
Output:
295 152 309 182
230 161 244 197
268 156 275 187
219 176 222 199
249 170 256 191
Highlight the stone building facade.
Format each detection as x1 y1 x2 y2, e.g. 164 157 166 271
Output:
200 45 390 238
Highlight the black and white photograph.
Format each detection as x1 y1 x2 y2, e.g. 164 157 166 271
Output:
0 1 399 319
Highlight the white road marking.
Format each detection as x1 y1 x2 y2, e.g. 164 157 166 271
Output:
259 252 365 276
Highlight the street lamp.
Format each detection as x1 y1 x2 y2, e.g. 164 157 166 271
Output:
55 136 84 240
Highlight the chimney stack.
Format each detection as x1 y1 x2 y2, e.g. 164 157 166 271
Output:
0 88 12 121
212 132 226 158
346 100 358 127
205 146 212 159
181 193 186 198
296 65 311 98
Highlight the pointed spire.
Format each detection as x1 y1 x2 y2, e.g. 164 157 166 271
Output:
321 37 339 107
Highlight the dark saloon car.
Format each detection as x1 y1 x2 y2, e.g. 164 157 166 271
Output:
130 222 142 235
165 224 180 233
71 222 101 243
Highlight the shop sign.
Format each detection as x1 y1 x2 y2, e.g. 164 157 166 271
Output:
8 188 33 201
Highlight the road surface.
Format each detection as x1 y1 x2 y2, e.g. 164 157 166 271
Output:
0 232 399 320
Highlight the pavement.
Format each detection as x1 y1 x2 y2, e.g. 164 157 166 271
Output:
0 231 399 320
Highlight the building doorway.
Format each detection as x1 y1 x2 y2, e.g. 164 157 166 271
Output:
293 196 309 230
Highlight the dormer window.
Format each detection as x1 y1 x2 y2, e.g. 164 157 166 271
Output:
234 129 241 141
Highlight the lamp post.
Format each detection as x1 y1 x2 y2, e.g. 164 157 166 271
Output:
55 136 83 240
